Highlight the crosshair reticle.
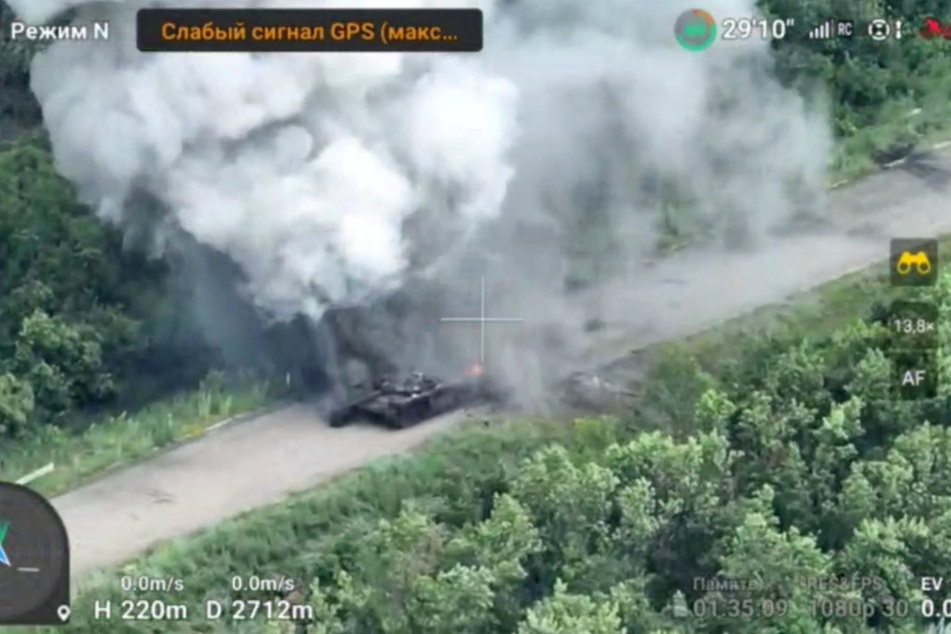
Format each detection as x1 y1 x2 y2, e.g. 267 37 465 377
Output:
0 482 70 625
440 276 522 369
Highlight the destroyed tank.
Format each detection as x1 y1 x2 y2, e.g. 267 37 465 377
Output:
328 371 486 429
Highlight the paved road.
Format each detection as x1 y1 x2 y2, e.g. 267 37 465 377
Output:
53 145 951 577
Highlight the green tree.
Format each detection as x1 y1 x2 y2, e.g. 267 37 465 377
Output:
0 372 34 436
518 581 623 634
0 136 166 433
13 309 115 416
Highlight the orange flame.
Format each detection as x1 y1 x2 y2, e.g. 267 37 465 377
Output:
467 362 484 377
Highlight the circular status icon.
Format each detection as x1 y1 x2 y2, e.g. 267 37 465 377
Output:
868 18 891 41
675 9 717 51
0 483 70 625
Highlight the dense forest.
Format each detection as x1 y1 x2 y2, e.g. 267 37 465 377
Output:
769 0 951 172
5 0 951 631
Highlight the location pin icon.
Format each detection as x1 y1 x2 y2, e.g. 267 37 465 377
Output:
56 605 70 622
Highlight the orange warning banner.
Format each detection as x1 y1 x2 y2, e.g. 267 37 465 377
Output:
137 8 483 53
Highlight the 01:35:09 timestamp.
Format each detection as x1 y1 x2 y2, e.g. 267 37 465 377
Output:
690 597 790 618
690 596 912 619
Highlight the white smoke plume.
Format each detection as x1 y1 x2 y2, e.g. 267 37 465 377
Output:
9 0 832 406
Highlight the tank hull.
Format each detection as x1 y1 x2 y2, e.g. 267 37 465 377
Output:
329 377 486 429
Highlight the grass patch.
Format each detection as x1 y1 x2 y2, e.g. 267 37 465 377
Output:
1 373 282 497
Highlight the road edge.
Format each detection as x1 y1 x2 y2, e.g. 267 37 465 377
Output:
829 139 951 190
47 400 296 499
178 400 295 440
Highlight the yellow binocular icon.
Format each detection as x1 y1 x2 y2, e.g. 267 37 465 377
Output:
896 251 932 276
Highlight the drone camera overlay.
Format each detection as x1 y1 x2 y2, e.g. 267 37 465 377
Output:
1 0 950 630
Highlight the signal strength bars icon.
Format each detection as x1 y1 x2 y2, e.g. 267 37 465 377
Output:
808 19 835 39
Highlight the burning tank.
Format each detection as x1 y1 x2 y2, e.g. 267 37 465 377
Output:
328 369 496 429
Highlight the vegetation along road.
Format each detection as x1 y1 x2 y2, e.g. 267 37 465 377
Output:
52 143 951 577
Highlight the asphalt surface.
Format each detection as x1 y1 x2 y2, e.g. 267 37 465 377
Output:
52 144 951 577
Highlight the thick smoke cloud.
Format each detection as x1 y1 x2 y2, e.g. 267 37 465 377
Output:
10 0 831 408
